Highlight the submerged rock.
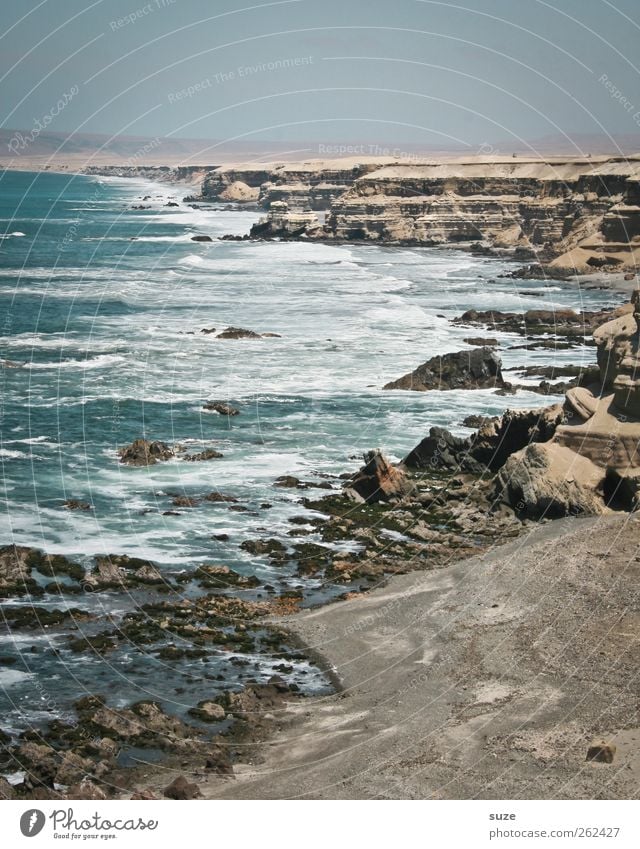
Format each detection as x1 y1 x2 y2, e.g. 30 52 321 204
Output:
383 347 504 391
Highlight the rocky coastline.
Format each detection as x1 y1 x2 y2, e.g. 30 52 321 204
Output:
3 278 640 799
2 154 640 801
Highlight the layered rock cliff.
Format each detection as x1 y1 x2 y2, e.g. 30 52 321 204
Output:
202 154 640 274
325 157 640 271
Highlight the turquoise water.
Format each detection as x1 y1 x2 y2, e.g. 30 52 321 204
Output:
0 169 622 738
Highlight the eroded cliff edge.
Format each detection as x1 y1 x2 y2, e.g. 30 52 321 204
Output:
201 154 640 276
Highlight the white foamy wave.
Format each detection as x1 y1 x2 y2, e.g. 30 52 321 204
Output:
0 448 30 459
178 254 205 265
27 353 126 371
0 668 34 687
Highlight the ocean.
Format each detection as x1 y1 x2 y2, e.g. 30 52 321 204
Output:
0 169 621 742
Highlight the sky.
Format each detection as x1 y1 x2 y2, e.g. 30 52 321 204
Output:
1 0 639 153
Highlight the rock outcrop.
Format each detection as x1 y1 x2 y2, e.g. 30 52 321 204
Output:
384 347 504 391
404 405 564 473
118 439 174 466
345 450 415 504
493 442 606 519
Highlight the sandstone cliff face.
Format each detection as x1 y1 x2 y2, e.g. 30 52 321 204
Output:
200 158 389 209
325 157 640 269
496 290 640 515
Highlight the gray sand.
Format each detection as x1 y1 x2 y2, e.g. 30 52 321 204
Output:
184 514 640 799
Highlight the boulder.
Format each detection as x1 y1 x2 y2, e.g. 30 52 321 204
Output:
493 442 606 519
345 450 416 504
383 347 504 391
163 775 202 800
183 448 223 461
191 235 212 242
118 439 174 466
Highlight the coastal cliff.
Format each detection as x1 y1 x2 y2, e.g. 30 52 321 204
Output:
202 154 640 275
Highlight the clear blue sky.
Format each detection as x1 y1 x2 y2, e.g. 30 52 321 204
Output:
1 0 639 150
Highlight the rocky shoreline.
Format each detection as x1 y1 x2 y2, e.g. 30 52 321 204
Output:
2 155 640 800
4 282 640 799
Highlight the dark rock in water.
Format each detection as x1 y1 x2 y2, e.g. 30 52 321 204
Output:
119 439 174 466
383 347 504 391
0 545 42 597
191 235 212 242
183 448 223 461
171 495 200 507
203 400 240 416
405 405 564 474
85 554 163 588
204 492 238 503
274 475 304 488
216 326 261 339
345 450 416 504
201 327 217 334
464 337 499 347
241 538 287 560
63 499 92 511
163 776 202 799
164 201 179 208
